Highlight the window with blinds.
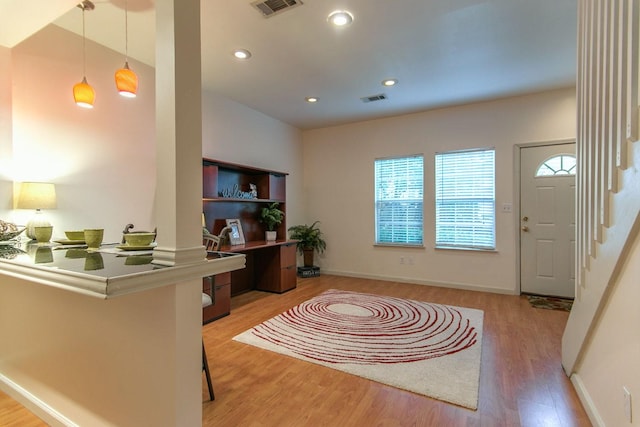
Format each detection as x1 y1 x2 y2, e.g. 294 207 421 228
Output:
435 148 495 250
374 155 424 246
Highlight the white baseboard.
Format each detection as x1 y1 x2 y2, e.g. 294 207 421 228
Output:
0 373 78 427
318 269 519 295
571 373 605 427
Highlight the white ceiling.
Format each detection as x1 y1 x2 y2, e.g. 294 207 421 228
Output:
3 0 577 130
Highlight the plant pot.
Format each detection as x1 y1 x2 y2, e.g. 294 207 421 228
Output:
265 230 277 241
302 248 314 267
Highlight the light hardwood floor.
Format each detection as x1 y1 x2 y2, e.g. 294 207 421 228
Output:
0 390 47 427
1 275 591 426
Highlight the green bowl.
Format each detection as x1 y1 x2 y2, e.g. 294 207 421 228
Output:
123 232 155 247
125 255 153 265
65 248 87 259
65 230 85 241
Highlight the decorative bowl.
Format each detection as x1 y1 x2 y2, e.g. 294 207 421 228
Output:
0 227 25 242
65 230 85 241
0 245 25 259
123 232 155 247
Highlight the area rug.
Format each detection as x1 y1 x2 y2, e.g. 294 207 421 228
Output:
527 295 573 311
233 289 484 409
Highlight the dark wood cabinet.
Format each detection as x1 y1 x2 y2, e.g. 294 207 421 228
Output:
221 240 297 295
202 159 297 321
202 272 231 324
202 158 288 242
253 241 297 293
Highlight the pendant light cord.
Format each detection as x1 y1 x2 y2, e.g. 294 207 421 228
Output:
124 0 129 62
82 5 87 77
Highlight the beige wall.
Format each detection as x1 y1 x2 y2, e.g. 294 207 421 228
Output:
301 88 576 293
201 93 304 228
0 276 201 426
0 22 201 426
575 225 640 426
567 137 640 426
3 11 633 427
0 46 13 211
1 26 305 243
4 25 156 243
0 22 304 425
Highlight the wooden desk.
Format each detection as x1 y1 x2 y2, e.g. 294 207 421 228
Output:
221 240 297 295
202 240 297 323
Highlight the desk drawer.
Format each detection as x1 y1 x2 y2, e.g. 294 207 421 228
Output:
202 275 231 324
280 243 296 268
214 272 231 286
280 265 297 292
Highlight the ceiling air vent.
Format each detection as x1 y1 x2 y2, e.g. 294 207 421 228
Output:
251 0 303 18
361 94 387 103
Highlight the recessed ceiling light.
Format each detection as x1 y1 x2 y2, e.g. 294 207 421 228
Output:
382 79 398 87
327 10 354 27
233 49 252 60
305 97 319 103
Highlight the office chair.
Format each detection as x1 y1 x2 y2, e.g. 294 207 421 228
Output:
202 292 215 401
203 234 220 252
202 341 214 401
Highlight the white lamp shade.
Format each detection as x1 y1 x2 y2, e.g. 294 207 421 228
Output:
16 182 57 240
17 182 57 210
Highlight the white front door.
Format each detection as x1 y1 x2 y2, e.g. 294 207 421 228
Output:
520 143 576 298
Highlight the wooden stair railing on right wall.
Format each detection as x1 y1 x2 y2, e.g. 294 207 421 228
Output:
562 0 640 381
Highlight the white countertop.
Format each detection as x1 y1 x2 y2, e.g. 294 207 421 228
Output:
0 243 246 299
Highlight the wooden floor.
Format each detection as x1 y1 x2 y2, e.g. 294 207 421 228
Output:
204 275 592 426
1 275 591 426
0 390 47 427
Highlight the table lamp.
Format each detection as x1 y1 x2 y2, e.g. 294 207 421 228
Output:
16 182 57 240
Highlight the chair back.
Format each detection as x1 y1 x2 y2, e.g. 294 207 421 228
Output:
203 235 220 251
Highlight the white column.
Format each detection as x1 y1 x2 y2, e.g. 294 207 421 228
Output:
154 0 204 425
154 0 206 266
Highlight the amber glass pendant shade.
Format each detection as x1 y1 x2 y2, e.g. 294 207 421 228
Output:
73 77 95 108
115 62 138 98
74 1 95 109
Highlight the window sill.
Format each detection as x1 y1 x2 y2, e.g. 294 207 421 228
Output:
374 243 425 249
435 246 497 253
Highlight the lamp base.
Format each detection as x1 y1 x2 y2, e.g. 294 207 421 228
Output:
25 211 51 240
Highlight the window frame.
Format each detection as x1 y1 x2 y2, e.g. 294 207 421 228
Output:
374 154 424 247
434 147 496 251
534 154 577 177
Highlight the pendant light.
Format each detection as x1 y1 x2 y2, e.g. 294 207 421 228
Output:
73 0 95 108
115 0 138 98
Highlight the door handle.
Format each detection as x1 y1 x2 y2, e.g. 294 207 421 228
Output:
521 226 529 232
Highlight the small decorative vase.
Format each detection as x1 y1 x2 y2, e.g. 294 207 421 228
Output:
265 231 277 241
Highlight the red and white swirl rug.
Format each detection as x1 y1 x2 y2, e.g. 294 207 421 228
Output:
233 289 484 409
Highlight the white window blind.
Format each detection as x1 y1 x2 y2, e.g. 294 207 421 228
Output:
374 155 424 245
435 149 495 250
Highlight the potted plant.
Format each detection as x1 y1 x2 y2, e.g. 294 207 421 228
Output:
260 202 284 241
288 221 326 267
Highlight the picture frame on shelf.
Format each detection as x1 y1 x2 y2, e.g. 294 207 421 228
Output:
225 219 245 245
